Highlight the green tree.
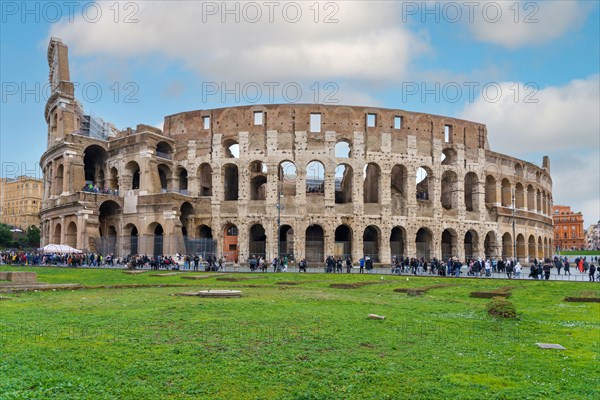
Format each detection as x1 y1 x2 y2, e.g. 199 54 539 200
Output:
0 224 13 248
20 225 41 248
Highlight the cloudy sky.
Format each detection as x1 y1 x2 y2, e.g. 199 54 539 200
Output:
1 1 598 226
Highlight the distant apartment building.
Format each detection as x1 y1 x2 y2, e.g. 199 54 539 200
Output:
552 205 585 250
585 222 600 250
0 176 43 229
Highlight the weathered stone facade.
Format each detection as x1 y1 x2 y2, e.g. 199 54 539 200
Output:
40 38 554 264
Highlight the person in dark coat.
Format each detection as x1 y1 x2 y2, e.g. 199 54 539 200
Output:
589 263 596 282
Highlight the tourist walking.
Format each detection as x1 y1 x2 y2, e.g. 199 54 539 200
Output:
589 264 596 282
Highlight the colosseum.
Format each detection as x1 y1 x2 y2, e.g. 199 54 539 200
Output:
40 38 554 265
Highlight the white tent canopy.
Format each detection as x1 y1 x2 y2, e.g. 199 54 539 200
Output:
39 244 82 254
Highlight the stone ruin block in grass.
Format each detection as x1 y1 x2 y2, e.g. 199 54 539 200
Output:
486 296 517 318
470 286 515 299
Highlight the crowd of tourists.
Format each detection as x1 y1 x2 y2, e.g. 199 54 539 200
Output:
1 250 598 281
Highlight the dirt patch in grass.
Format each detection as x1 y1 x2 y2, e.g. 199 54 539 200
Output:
394 284 456 294
471 286 516 299
275 281 315 286
564 291 600 303
216 276 261 282
329 281 389 289
486 296 517 318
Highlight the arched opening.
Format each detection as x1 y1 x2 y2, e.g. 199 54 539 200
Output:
156 141 173 159
305 225 324 263
502 232 513 258
335 164 353 204
441 170 457 210
464 230 478 260
363 163 380 203
537 236 543 259
536 189 542 213
501 179 511 207
249 161 268 201
99 201 121 255
53 223 62 244
485 175 497 204
279 161 297 197
306 161 325 194
185 225 215 258
83 145 108 188
464 172 479 212
484 231 497 259
279 225 294 260
223 224 238 263
180 202 194 252
224 139 239 159
415 228 432 260
108 167 119 191
543 237 549 258
441 229 457 261
198 163 213 196
334 225 352 259
516 234 526 260
65 222 77 248
390 226 406 259
125 224 138 255
152 224 164 256
515 183 525 209
197 225 213 239
249 224 267 259
177 167 188 194
223 164 239 200
527 185 535 211
528 235 536 260
363 226 380 262
55 164 64 196
157 164 171 193
335 141 351 158
416 167 431 200
125 161 140 190
514 163 523 178
391 165 407 211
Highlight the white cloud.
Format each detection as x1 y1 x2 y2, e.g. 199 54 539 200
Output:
50 1 429 83
467 1 589 48
460 75 600 225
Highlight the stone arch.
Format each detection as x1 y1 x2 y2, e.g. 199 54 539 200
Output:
249 161 268 200
99 200 121 255
108 167 119 191
464 230 479 260
125 161 140 190
176 166 188 194
363 163 380 203
156 141 173 159
306 161 325 194
415 227 433 260
390 226 406 259
278 225 294 259
54 164 64 196
180 202 194 238
441 228 458 260
249 224 267 258
528 235 536 261
53 223 62 244
335 140 352 158
223 163 239 200
537 236 543 259
157 164 171 192
65 222 77 248
515 183 525 209
441 170 458 210
501 179 511 207
391 165 408 211
223 223 239 262
223 139 239 159
536 189 542 213
485 175 497 204
416 166 432 201
146 223 164 256
335 163 353 204
83 145 108 186
197 224 213 239
363 225 380 262
279 161 297 197
502 232 513 258
305 224 324 263
516 233 526 260
198 163 213 196
124 223 139 255
464 172 479 212
514 163 523 178
484 231 498 258
527 184 535 211
334 225 352 259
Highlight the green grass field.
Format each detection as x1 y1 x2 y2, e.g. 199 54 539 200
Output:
1 267 599 399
